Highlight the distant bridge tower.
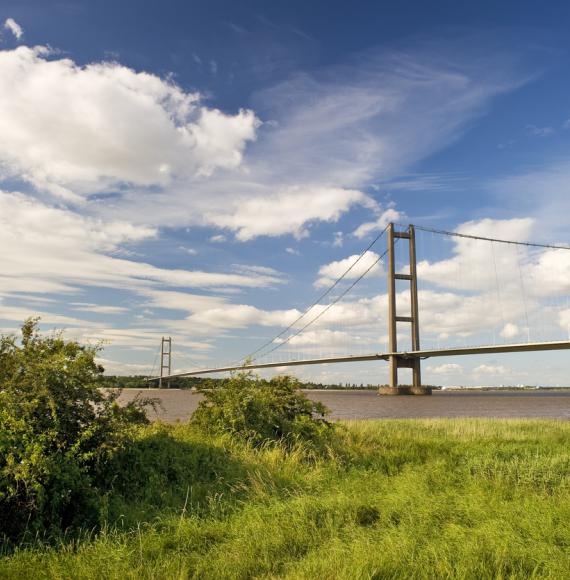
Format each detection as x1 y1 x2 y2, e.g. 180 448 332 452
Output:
159 336 172 388
380 223 431 395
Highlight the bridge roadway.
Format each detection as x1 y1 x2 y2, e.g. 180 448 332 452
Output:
158 340 570 380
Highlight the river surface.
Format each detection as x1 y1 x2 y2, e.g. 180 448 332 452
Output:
115 389 570 422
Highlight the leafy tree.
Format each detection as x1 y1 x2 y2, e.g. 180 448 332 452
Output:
191 371 332 448
0 319 149 541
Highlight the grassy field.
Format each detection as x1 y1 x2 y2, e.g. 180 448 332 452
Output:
1 419 569 579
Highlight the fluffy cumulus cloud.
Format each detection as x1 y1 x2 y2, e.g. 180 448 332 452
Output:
185 304 301 332
209 186 369 241
315 251 383 288
414 217 570 341
417 221 531 336
353 208 403 239
500 322 520 339
473 364 511 376
417 218 536 292
426 363 463 375
0 46 259 200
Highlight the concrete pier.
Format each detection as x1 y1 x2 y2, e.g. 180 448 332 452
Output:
378 386 433 396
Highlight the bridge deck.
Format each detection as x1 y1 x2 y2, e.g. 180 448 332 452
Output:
158 340 570 379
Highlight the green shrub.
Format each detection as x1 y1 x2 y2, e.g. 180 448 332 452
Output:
191 371 332 447
0 319 150 542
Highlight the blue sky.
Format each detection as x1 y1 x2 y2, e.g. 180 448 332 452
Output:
2 1 570 385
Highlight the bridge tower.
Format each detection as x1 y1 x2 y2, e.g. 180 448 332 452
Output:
158 336 172 388
380 224 432 395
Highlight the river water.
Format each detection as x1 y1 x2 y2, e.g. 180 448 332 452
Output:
116 389 570 422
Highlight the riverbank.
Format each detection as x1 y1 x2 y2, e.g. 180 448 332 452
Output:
2 419 569 578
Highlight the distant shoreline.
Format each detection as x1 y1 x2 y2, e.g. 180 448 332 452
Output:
105 383 570 392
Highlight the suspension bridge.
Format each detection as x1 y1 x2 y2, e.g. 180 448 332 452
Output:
151 223 570 394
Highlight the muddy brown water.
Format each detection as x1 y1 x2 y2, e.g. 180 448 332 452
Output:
115 389 570 422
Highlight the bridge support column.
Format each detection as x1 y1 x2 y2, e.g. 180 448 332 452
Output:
159 336 172 388
379 224 431 396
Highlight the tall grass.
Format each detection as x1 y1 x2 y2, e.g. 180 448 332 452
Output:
1 419 569 579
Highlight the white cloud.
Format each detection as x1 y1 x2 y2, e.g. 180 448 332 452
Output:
426 363 463 375
209 234 226 243
473 364 511 375
415 217 570 350
208 186 369 241
232 264 281 277
286 247 299 255
178 246 198 255
558 309 570 334
315 250 383 288
185 304 301 331
4 18 23 40
332 232 344 247
0 46 259 199
0 191 284 300
500 322 520 339
0 301 86 326
416 290 528 340
70 303 129 315
353 208 403 239
411 218 560 343
417 218 535 293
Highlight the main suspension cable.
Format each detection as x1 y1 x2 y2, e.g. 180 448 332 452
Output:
407 224 570 251
257 245 391 359
241 224 390 362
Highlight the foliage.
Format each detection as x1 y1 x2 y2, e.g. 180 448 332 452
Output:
1 419 570 578
99 375 209 389
0 319 150 542
191 371 332 447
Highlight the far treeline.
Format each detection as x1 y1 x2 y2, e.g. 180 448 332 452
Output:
99 375 442 390
100 376 570 390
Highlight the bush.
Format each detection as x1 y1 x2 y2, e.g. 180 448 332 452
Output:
191 371 332 448
0 319 150 542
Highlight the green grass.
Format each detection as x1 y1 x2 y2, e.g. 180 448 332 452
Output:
1 419 570 579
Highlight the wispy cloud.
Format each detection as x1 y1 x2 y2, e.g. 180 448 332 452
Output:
525 124 555 137
3 18 23 40
488 161 570 238
0 191 284 302
87 35 532 239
